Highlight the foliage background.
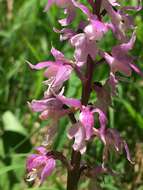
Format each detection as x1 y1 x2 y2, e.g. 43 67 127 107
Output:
0 0 143 189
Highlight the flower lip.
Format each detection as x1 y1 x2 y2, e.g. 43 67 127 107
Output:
26 146 56 184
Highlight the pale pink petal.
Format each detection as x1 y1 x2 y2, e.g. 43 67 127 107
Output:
30 156 47 169
39 110 51 120
73 125 86 154
53 65 72 87
84 20 108 41
51 47 65 60
28 61 55 70
28 100 49 112
35 147 47 155
56 95 81 108
100 51 132 76
112 32 136 55
70 33 88 66
44 65 59 78
26 154 38 172
28 98 62 112
58 8 76 26
40 158 56 183
92 108 107 133
80 107 94 140
69 123 86 154
130 63 143 77
71 0 94 19
70 33 86 47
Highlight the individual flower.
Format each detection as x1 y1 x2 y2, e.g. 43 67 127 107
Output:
68 122 87 154
26 146 56 184
44 0 76 26
99 32 142 77
102 0 130 41
70 33 98 66
100 128 134 166
54 27 76 41
28 47 72 97
79 106 94 140
84 20 108 41
28 97 73 146
102 0 141 41
56 95 107 153
70 13 108 66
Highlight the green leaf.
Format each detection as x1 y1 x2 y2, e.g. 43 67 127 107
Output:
2 111 27 136
115 99 143 128
0 165 24 176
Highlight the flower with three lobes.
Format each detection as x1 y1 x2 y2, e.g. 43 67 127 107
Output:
28 96 74 146
29 47 72 97
56 95 107 154
26 147 56 184
45 0 76 26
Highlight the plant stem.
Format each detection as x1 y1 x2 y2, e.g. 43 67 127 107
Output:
93 0 102 18
67 56 94 190
66 0 103 187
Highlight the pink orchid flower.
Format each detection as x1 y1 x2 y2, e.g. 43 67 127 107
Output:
26 147 56 184
28 96 73 146
100 32 143 77
56 95 107 153
101 128 134 166
28 47 72 96
45 0 76 26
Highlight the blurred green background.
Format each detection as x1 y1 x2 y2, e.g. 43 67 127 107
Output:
0 0 143 189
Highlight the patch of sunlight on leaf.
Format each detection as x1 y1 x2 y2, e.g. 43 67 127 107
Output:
2 111 27 136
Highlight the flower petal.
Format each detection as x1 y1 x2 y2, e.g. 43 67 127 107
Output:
56 95 81 108
28 61 55 70
53 65 72 87
80 107 94 140
58 8 76 26
71 0 93 19
51 47 65 61
84 20 108 41
74 125 86 154
26 154 38 172
40 158 56 183
123 141 135 164
28 98 63 112
92 108 107 133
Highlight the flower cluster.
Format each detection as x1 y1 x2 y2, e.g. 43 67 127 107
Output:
26 0 142 186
